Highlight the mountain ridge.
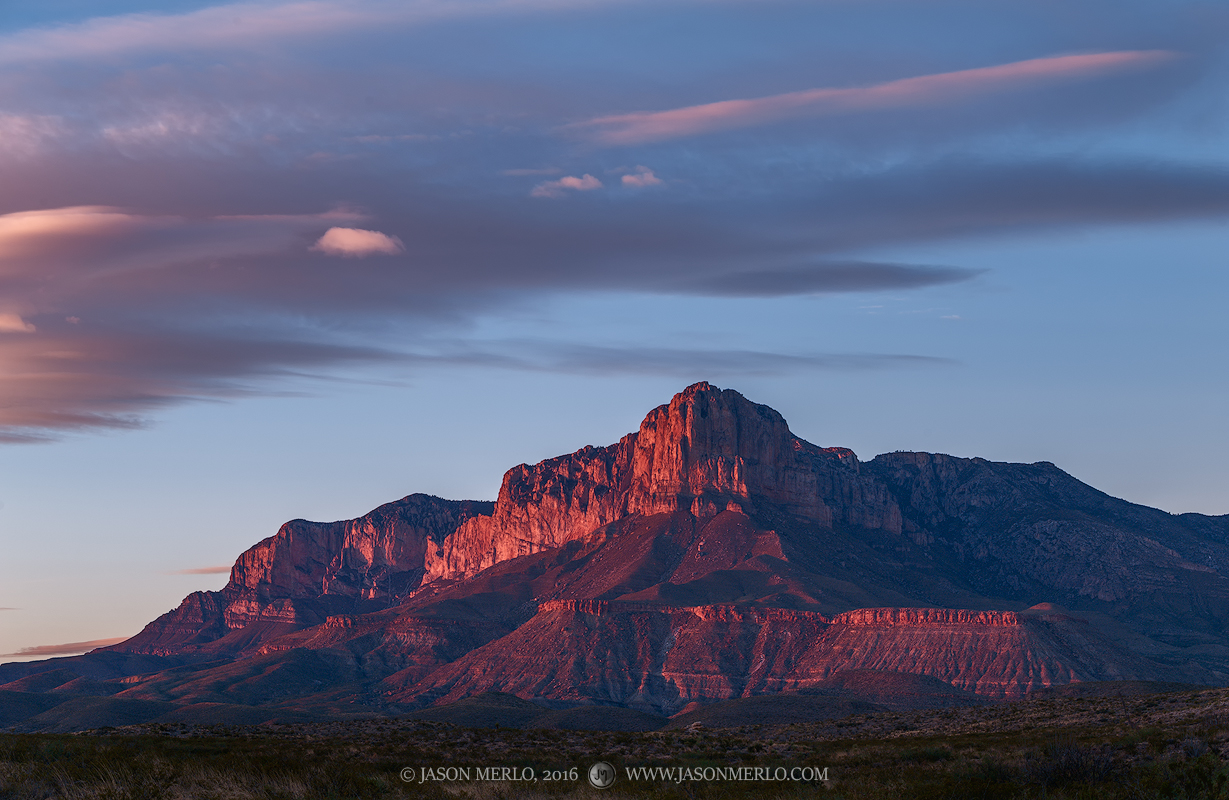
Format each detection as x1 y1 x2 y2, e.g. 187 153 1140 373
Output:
5 381 1229 728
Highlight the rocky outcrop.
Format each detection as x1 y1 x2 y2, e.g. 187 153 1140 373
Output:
831 608 1023 627
116 495 493 655
229 494 494 603
425 382 902 581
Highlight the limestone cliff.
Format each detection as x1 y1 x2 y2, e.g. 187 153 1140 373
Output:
103 381 1229 713
424 382 901 581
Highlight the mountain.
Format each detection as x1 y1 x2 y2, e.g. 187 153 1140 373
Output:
4 382 1229 728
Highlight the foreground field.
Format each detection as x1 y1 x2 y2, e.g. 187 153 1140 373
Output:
4 686 1229 799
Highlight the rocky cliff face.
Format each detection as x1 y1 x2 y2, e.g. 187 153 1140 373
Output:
401 600 1165 712
119 495 493 655
424 382 901 581
97 381 1229 717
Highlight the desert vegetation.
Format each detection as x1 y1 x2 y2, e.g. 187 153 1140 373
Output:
3 687 1229 798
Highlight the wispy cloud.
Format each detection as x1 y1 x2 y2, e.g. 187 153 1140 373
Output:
0 206 363 279
569 51 1178 145
677 262 982 297
0 114 65 156
0 0 629 66
518 344 955 376
395 341 956 377
167 565 232 575
3 636 129 657
0 326 401 442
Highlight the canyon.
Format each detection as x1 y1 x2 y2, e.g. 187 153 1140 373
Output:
4 382 1229 727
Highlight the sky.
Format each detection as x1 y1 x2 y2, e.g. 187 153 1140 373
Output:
1 0 1227 661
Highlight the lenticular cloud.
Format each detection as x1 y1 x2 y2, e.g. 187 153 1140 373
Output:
311 227 405 257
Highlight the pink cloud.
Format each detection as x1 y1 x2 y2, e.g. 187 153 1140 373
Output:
3 636 129 657
0 114 64 156
621 166 663 188
530 173 603 198
168 565 232 575
0 2 406 66
311 227 405 257
569 50 1178 145
0 0 625 66
0 206 148 252
0 206 361 279
0 313 36 333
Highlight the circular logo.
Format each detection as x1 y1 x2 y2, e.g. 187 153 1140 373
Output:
588 761 616 789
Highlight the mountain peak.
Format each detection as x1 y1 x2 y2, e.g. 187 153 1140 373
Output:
629 382 802 516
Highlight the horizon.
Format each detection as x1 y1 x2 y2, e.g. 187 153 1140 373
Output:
2 0 1228 662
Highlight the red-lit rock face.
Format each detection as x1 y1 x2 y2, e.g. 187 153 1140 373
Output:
424 382 901 581
105 381 1229 713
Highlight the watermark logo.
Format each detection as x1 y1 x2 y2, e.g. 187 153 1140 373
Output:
623 765 829 783
588 761 617 789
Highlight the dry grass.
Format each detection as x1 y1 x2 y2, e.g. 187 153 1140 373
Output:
4 688 1229 798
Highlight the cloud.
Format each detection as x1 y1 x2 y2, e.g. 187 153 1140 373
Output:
168 565 232 575
311 227 405 257
0 155 1227 444
0 114 64 156
530 174 603 198
677 262 982 297
498 343 956 376
0 314 36 333
621 166 663 188
0 326 401 442
0 206 147 251
0 607 18 611
569 50 1178 145
3 636 129 657
0 206 362 279
385 339 956 376
0 0 634 66
0 1 449 66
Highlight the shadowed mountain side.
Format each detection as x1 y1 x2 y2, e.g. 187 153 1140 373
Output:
8 697 178 734
110 649 363 707
666 695 889 729
797 669 994 711
0 669 83 694
0 652 199 686
2 695 331 733
864 452 1229 641
0 691 69 726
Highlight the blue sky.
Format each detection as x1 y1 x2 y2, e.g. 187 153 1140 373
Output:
0 0 1227 659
